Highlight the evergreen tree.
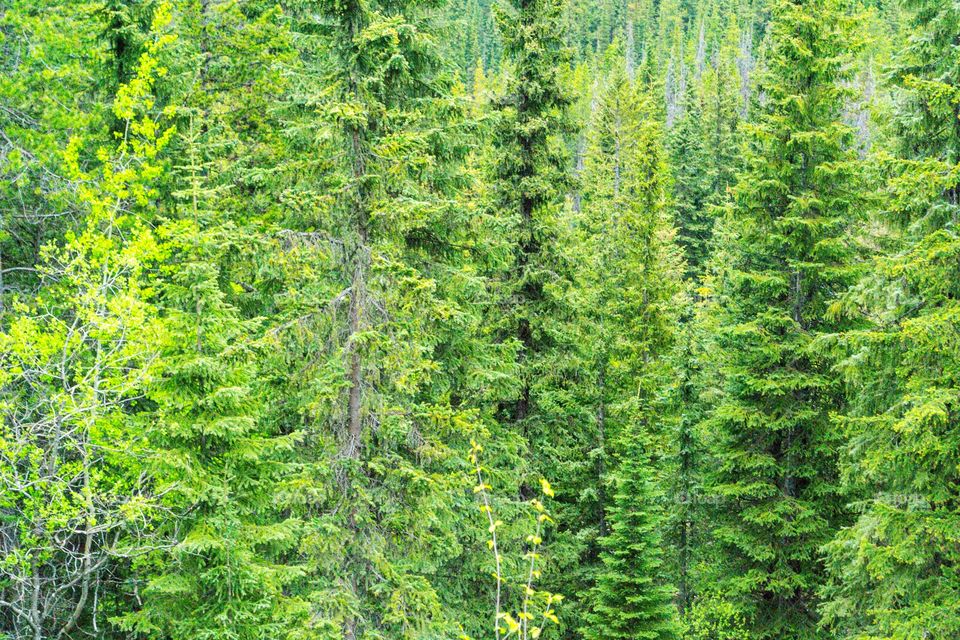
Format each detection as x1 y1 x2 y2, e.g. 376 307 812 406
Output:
492 0 574 429
4 1 955 638
584 433 679 640
820 1 960 637
668 84 714 278
661 318 708 619
700 0 860 636
100 0 158 88
490 0 596 627
116 111 306 640
276 0 510 636
578 64 683 640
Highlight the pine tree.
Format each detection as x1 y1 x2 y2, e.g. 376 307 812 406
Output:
700 0 860 636
820 1 960 637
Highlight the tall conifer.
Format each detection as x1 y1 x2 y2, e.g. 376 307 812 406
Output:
579 66 683 640
701 0 859 635
821 2 960 637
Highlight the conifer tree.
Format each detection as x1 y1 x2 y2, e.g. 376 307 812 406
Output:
584 432 679 640
116 110 306 639
579 64 683 640
490 0 598 622
820 1 960 637
492 0 573 429
668 85 714 278
277 0 509 636
701 0 860 636
100 0 158 87
661 319 708 618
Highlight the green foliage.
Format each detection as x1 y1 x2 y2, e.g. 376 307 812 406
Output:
576 61 684 640
683 593 749 640
584 432 679 640
698 0 862 636
0 6 175 636
4 1 957 639
818 3 960 638
0 0 108 298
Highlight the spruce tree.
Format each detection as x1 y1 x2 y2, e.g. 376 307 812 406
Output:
701 0 859 636
492 0 573 430
662 319 708 619
116 111 306 639
579 64 683 640
820 1 960 637
584 433 680 640
668 84 714 278
276 0 510 636
490 0 597 623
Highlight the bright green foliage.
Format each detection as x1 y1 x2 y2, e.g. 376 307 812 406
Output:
683 593 749 640
466 440 564 640
0 0 108 301
5 0 957 639
116 113 306 639
0 7 175 636
819 2 960 638
700 0 861 636
577 65 683 640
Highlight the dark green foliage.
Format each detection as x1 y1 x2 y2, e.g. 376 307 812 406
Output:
584 433 679 640
577 64 684 640
699 0 861 636
668 87 715 278
100 0 158 87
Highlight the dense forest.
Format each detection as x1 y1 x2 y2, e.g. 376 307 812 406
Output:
1 0 958 638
